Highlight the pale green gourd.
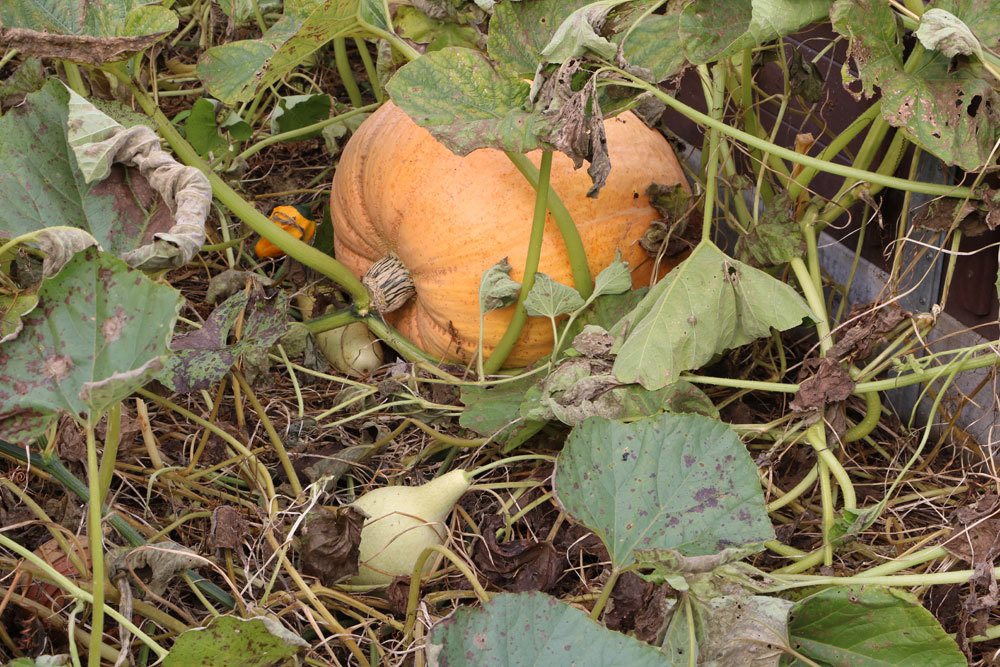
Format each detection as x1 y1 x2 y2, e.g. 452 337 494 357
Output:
349 469 472 586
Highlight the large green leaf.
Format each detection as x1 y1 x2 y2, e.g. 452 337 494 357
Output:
785 586 966 666
554 413 774 568
486 0 593 76
612 241 813 391
0 248 180 443
832 0 1000 171
618 12 687 83
428 591 666 665
197 0 395 105
0 82 175 261
386 47 546 155
0 0 177 64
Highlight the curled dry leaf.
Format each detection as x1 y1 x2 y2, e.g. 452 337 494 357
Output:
828 302 909 364
471 516 562 593
300 505 366 585
210 505 248 551
789 358 856 413
108 541 203 598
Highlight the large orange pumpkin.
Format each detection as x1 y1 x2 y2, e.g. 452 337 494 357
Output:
331 101 689 367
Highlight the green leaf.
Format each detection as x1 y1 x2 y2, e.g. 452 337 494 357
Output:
459 375 547 450
0 82 191 263
386 47 545 155
487 0 593 77
395 5 483 51
0 57 46 99
617 12 687 83
427 591 667 665
478 258 522 314
164 616 307 667
0 0 177 64
220 110 252 142
269 94 332 139
197 0 396 105
785 586 965 666
681 0 831 65
555 413 774 568
185 98 228 158
0 293 38 341
216 0 282 26
0 248 180 443
612 241 813 390
590 255 632 300
525 273 584 318
832 0 1000 171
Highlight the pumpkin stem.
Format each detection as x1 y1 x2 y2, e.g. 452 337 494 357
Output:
363 254 416 314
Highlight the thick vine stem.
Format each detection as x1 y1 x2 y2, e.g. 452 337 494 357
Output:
608 69 977 200
483 151 554 374
700 65 727 241
505 151 593 298
119 73 373 314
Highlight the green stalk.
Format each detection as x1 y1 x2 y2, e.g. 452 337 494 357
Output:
304 308 363 333
608 70 976 200
97 402 121 504
85 419 105 667
63 61 88 96
483 151 553 374
790 257 832 354
333 37 365 108
787 104 881 201
121 73 372 313
235 103 379 163
353 37 384 103
505 152 593 298
701 66 727 241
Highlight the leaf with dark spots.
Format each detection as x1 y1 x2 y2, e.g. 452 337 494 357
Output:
472 516 562 593
300 506 365 585
159 289 290 393
0 248 179 443
735 193 804 267
486 0 593 77
0 0 177 65
640 182 699 260
555 413 774 568
164 615 307 667
790 358 856 413
427 591 667 665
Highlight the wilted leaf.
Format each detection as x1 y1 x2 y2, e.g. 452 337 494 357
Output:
479 258 522 313
0 248 179 443
916 8 983 59
395 5 483 51
0 293 38 342
0 57 46 101
786 587 965 666
300 505 365 585
427 591 666 665
525 273 584 318
612 241 814 390
164 616 307 667
386 47 545 155
459 375 547 449
639 182 699 260
210 505 248 551
735 194 805 267
789 358 856 412
0 0 178 64
555 413 775 568
160 290 290 393
472 516 562 593
538 0 630 65
108 541 203 597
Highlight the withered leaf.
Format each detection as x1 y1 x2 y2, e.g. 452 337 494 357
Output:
471 516 562 593
829 302 908 363
300 506 366 586
210 505 248 551
790 358 856 412
640 182 699 259
108 541 203 598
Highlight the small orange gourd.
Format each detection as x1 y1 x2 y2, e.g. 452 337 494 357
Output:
254 205 317 259
331 102 690 366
